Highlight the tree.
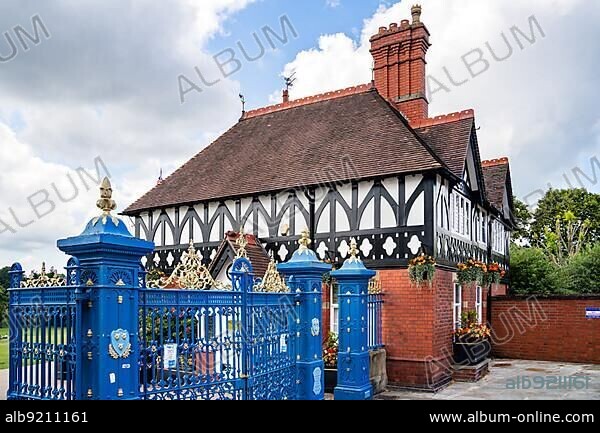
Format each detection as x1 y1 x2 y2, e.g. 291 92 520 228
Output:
530 189 600 248
509 246 559 295
561 244 600 294
511 197 532 242
0 266 9 327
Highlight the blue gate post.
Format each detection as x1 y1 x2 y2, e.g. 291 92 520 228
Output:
279 230 331 400
57 178 154 400
332 238 376 400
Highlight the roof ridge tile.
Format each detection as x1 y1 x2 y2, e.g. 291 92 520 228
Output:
243 83 374 119
412 109 475 129
482 157 510 167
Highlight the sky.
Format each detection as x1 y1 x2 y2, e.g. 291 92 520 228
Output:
0 0 599 271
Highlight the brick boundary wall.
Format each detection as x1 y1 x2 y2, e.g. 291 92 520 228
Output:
490 296 600 364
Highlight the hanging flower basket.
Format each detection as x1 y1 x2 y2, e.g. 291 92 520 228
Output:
485 262 506 286
408 254 436 288
456 259 487 286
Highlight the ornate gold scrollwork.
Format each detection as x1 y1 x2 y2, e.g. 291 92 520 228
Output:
368 277 382 295
21 262 66 288
253 257 290 293
147 240 231 291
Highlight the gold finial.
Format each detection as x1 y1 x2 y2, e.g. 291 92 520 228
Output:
188 239 196 253
41 262 46 276
411 4 422 24
97 177 116 215
348 238 360 261
298 228 311 250
236 228 248 258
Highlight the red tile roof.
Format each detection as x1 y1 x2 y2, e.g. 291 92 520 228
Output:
482 158 511 212
124 87 443 214
414 111 475 177
208 231 270 278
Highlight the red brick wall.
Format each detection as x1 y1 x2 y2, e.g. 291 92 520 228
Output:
322 282 331 339
491 296 600 364
378 268 455 389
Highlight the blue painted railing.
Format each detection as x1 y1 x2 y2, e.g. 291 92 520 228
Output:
7 261 80 400
367 293 384 351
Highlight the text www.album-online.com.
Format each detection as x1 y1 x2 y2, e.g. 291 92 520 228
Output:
430 412 595 423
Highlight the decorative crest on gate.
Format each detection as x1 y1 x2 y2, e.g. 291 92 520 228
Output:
21 262 66 288
253 256 290 293
147 240 232 290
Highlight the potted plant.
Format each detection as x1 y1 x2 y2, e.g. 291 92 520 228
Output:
457 259 487 287
453 311 491 366
323 332 338 393
408 254 436 287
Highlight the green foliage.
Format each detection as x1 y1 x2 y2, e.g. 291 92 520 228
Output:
512 197 532 241
509 246 559 295
560 244 600 294
539 210 590 265
0 267 9 289
0 267 9 328
460 310 479 328
323 332 338 369
531 189 600 248
0 327 8 370
510 243 600 295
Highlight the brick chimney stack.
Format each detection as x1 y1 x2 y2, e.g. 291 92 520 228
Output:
370 4 431 124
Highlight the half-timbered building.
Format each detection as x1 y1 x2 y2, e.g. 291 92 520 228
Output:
124 6 514 390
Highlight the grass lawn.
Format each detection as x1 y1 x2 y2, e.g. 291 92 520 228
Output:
0 327 8 370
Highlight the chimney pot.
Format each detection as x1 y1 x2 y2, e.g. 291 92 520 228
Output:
400 19 410 29
411 4 422 24
378 26 387 34
282 89 289 104
389 22 398 31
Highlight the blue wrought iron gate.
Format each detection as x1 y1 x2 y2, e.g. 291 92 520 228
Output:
7 179 327 401
7 255 302 401
137 256 298 400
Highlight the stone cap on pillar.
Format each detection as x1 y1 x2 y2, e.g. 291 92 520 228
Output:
278 228 331 274
331 238 376 279
57 177 154 258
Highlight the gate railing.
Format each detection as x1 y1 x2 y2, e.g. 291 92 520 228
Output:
367 278 384 351
7 260 81 400
138 289 245 400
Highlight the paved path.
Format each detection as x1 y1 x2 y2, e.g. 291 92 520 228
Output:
376 359 600 400
2 360 598 400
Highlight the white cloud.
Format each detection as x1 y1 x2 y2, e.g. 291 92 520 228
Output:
326 0 341 8
277 1 600 200
0 0 256 270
